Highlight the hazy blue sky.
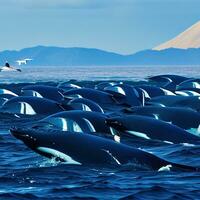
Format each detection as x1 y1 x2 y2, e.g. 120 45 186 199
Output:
0 0 200 54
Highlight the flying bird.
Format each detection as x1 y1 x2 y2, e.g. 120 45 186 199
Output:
16 58 33 66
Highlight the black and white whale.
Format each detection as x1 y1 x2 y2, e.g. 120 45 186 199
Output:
0 89 18 106
68 98 104 113
118 106 200 135
29 110 111 136
21 85 64 102
104 84 144 107
177 78 200 90
10 127 198 171
0 96 66 115
176 88 200 95
106 115 200 144
95 81 121 90
0 88 18 97
148 75 188 85
63 88 124 111
57 82 81 91
64 88 114 104
175 90 200 97
135 85 175 99
147 96 200 112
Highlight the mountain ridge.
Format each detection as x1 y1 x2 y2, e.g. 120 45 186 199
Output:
1 45 200 66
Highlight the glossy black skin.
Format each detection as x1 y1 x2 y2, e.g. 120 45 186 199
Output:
181 78 200 84
0 94 17 106
0 96 65 115
106 115 200 144
37 110 111 135
177 88 200 94
64 88 114 104
95 82 119 90
177 83 200 91
57 83 81 91
10 127 198 171
118 106 200 130
0 98 7 106
63 88 124 111
104 84 144 107
0 93 17 99
148 75 189 85
148 96 200 112
68 98 104 113
21 85 64 102
135 85 174 98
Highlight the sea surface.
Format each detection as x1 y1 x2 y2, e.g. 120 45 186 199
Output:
0 65 200 83
1 65 200 199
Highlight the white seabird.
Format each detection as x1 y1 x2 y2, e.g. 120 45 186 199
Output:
16 58 33 66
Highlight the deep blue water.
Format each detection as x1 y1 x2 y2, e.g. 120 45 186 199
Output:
1 65 200 199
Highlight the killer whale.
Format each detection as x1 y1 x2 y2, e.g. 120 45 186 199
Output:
177 78 200 90
68 98 104 113
135 85 175 99
104 84 144 107
148 75 188 85
63 88 114 104
63 88 124 111
10 127 198 171
0 96 65 115
148 96 200 112
57 82 81 91
117 106 200 134
106 115 200 144
95 81 120 90
175 90 200 96
28 110 111 136
21 85 64 102
0 89 18 106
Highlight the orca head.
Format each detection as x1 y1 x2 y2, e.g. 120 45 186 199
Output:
10 127 81 164
106 117 151 141
106 118 127 136
10 126 63 159
10 126 38 150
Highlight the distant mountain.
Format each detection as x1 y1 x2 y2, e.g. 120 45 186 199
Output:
1 45 200 66
126 48 200 65
154 21 200 50
0 46 126 66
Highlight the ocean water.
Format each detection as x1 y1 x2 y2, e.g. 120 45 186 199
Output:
1 65 200 199
0 65 200 83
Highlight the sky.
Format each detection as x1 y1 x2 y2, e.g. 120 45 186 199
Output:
0 0 200 54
